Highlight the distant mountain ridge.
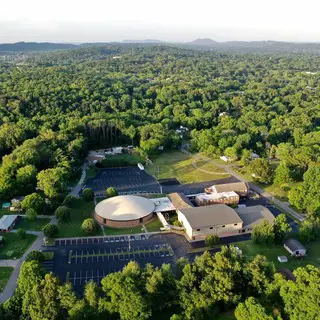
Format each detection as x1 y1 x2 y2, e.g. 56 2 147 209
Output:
0 42 77 52
188 38 219 46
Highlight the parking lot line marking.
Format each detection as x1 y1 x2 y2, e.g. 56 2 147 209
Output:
73 272 76 286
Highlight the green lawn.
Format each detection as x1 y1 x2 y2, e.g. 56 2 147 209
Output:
145 218 163 232
146 151 229 184
57 198 103 238
0 267 13 292
0 233 37 259
85 166 99 181
235 239 320 271
102 225 145 236
14 217 51 231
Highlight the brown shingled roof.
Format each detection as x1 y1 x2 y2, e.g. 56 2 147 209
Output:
167 193 193 209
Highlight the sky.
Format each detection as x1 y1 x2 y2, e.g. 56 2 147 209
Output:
1 0 320 43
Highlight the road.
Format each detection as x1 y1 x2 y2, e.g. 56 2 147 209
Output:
180 147 305 222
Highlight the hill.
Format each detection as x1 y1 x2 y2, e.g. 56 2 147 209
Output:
0 42 78 52
188 38 219 46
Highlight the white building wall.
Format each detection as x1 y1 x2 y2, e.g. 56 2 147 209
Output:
177 210 243 240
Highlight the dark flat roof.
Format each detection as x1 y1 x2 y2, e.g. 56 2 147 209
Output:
179 204 243 229
235 205 275 229
284 238 306 251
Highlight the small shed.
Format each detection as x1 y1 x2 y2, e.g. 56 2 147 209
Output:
278 256 288 263
2 203 10 209
284 239 307 257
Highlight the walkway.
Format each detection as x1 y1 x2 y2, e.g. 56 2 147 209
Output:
180 147 305 222
69 163 88 197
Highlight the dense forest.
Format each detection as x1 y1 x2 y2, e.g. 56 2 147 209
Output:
1 44 320 319
1 44 320 214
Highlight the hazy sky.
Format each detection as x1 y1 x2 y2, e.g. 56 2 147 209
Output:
1 0 320 43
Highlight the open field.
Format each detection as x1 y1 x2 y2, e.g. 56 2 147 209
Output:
0 233 37 259
15 217 51 231
235 239 320 271
146 151 229 184
0 267 13 292
57 198 102 238
85 166 99 181
0 208 20 219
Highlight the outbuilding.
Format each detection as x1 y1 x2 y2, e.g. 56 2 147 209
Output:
284 239 307 257
205 182 249 197
0 215 19 232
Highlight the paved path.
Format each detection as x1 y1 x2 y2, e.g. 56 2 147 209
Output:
180 148 305 222
69 163 88 197
0 260 19 268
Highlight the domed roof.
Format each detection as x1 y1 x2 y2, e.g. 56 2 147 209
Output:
95 195 155 221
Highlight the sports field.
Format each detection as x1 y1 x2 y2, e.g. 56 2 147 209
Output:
146 151 229 184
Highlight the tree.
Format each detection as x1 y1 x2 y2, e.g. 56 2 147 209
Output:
17 228 26 239
81 219 96 234
252 220 275 245
105 187 118 198
25 273 61 320
26 208 37 221
205 234 219 247
273 214 292 243
84 280 100 308
100 261 151 320
17 261 44 295
63 195 76 206
21 193 44 214
240 149 252 166
37 167 67 198
245 255 275 296
274 162 292 185
26 250 45 263
42 223 58 238
280 265 320 320
55 206 71 222
82 188 94 202
249 158 274 184
234 297 273 320
16 165 37 194
288 165 320 215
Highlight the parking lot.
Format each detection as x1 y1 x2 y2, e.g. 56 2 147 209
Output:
48 234 178 294
85 167 160 194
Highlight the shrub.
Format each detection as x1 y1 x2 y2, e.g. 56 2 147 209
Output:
82 218 96 234
173 219 182 227
82 188 94 202
105 187 118 198
26 250 45 262
63 195 77 206
205 234 219 247
26 208 37 221
55 206 71 222
42 224 58 238
17 228 26 239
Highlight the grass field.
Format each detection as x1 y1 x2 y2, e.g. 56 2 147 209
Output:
0 232 37 259
145 218 163 232
0 208 20 219
235 239 320 271
14 217 51 231
57 198 102 238
0 267 13 292
146 151 229 184
85 166 99 181
102 225 145 235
